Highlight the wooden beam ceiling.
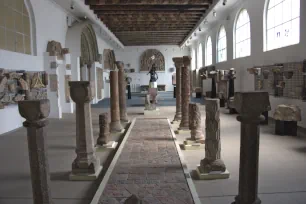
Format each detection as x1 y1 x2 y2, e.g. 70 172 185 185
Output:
86 0 213 46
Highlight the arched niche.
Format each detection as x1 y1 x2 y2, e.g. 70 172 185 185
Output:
140 49 165 72
80 24 99 67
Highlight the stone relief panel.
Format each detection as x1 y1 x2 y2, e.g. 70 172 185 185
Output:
96 68 103 99
0 69 47 109
65 75 71 102
103 49 116 70
49 74 58 92
80 24 99 67
140 49 165 72
46 41 65 60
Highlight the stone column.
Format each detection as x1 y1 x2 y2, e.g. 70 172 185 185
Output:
172 57 183 123
96 113 110 146
210 71 217 99
116 61 129 122
196 98 229 179
179 56 191 131
69 81 102 180
18 99 53 204
189 103 204 141
233 92 271 204
110 70 124 132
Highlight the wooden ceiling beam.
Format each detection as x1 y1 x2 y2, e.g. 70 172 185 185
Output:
86 0 212 5
90 5 209 11
95 11 204 15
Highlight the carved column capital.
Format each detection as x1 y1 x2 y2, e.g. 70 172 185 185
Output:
18 99 50 128
172 57 183 68
115 61 124 70
69 81 93 103
234 92 271 119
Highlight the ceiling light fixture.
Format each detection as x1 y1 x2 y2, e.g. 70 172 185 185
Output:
199 27 202 32
213 11 217 17
204 19 208 24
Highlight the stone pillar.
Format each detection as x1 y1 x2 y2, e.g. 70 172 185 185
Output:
18 99 53 204
116 61 129 122
189 103 204 141
69 81 102 180
110 70 124 132
196 98 229 179
178 56 191 131
210 71 217 99
233 92 271 204
96 113 110 146
172 57 183 123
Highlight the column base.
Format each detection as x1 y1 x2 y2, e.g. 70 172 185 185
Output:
96 141 118 151
171 119 181 124
181 139 205 150
175 127 189 134
69 165 102 181
195 165 230 180
144 108 160 116
110 121 124 133
232 196 261 204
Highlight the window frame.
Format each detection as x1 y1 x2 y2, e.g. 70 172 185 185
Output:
205 36 213 66
197 43 203 69
217 25 227 63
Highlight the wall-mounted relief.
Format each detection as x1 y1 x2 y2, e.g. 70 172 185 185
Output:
47 41 65 60
66 64 71 70
0 70 47 109
49 74 58 92
50 61 59 69
140 49 165 72
65 75 71 103
103 49 116 70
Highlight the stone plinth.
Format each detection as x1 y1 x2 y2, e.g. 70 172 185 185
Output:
69 81 102 180
116 61 129 123
96 113 117 150
232 91 271 204
182 103 205 150
18 99 53 204
172 57 183 123
196 98 229 180
110 70 124 132
178 58 191 132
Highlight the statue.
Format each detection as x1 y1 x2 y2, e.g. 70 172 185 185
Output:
147 63 159 82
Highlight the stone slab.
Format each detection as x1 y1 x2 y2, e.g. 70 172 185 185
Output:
96 141 118 151
195 166 230 180
144 108 160 116
69 166 103 181
182 140 205 150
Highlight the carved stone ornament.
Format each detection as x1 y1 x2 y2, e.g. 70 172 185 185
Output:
103 49 116 70
0 70 47 109
46 40 64 60
49 74 58 92
140 49 165 72
96 68 103 99
65 75 71 103
273 104 302 121
81 24 99 66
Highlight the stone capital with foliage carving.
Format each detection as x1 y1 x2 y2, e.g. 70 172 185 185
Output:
69 81 93 103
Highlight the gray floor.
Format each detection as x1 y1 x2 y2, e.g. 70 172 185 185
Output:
0 92 306 204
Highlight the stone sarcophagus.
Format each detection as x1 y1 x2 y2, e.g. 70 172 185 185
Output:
0 69 48 109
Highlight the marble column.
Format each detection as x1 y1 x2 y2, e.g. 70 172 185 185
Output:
116 61 129 122
189 103 204 141
96 113 110 146
196 98 229 179
172 57 183 122
179 56 191 130
233 92 271 204
69 81 102 180
18 99 53 204
110 70 124 132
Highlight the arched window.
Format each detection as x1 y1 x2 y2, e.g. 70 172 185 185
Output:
217 26 227 63
197 43 203 69
205 36 212 66
265 0 300 51
0 0 32 55
235 9 251 58
191 48 196 70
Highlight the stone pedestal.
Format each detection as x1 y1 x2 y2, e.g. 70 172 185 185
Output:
232 92 271 204
96 113 117 150
228 68 237 114
69 81 102 181
172 57 183 123
182 103 205 150
196 98 229 180
110 70 124 132
116 61 129 123
178 56 191 133
18 99 53 204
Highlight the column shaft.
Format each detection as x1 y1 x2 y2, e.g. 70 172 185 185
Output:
173 66 182 121
118 63 129 122
179 66 190 129
110 70 123 132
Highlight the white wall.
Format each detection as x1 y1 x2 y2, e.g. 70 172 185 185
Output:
115 45 189 92
189 0 306 127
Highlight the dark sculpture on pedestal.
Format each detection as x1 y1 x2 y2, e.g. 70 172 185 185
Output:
227 68 237 114
147 63 159 83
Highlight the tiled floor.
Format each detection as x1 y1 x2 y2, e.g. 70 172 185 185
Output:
99 119 194 204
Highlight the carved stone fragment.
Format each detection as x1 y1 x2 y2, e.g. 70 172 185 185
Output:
140 49 165 72
189 103 204 141
273 104 301 121
103 49 116 70
65 75 71 103
46 40 64 60
49 74 58 92
97 113 110 146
